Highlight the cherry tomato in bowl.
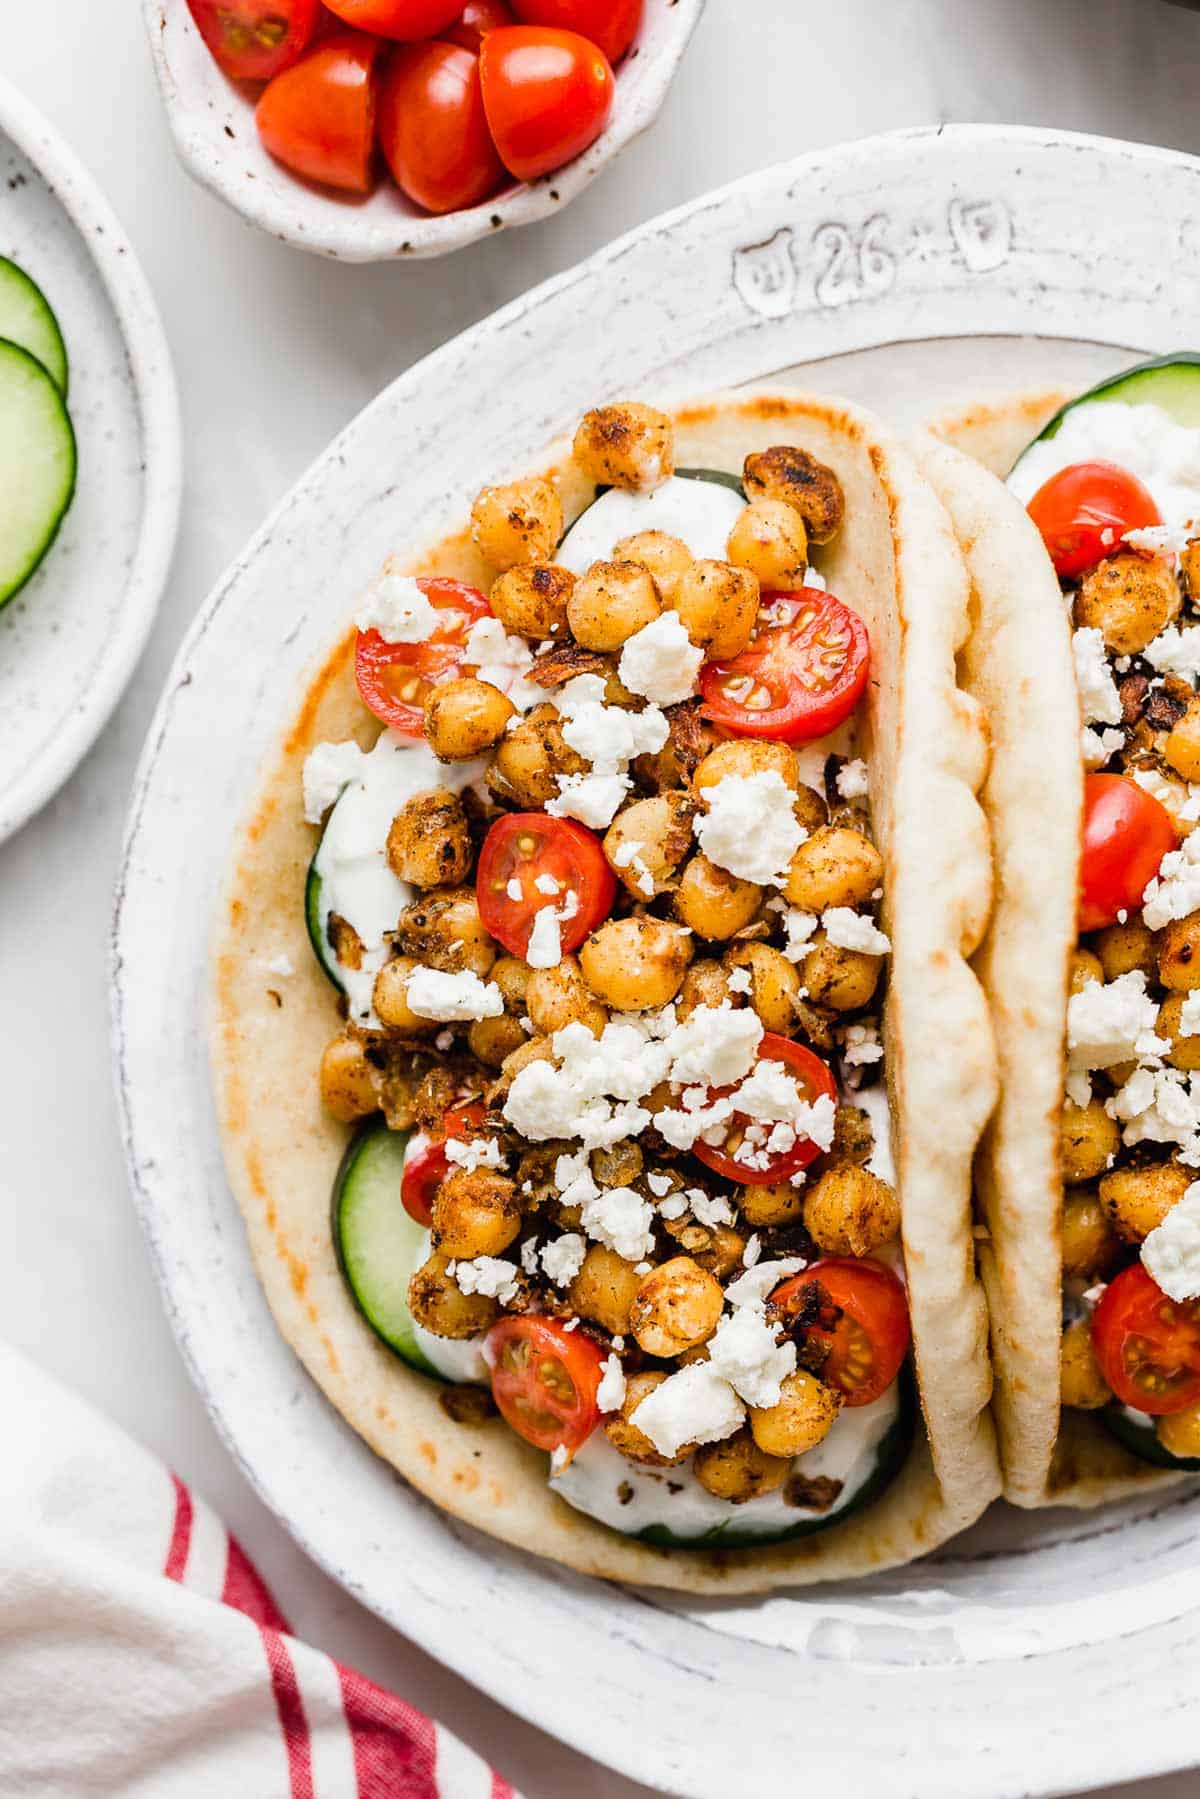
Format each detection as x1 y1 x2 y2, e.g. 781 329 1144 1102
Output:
323 0 465 37
400 1102 486 1226
256 31 384 193
1026 460 1161 581
1092 1262 1200 1415
1079 772 1175 933
486 1314 605 1458
354 578 492 736
480 25 614 182
511 0 642 63
699 588 870 744
692 1035 838 1187
476 813 615 959
186 0 322 81
377 42 507 213
446 0 516 48
770 1258 910 1407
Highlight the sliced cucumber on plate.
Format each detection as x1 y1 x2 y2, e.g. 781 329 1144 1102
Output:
0 255 69 394
1009 351 1200 480
332 1119 437 1376
1101 1403 1200 1472
0 339 76 609
305 848 345 992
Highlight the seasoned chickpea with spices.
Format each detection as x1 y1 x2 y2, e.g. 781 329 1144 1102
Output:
1061 1186 1123 1280
397 887 495 978
693 1430 791 1503
567 560 661 651
319 1030 381 1121
580 916 693 1012
749 1369 841 1458
803 1164 900 1257
1074 552 1181 656
488 704 586 808
1159 914 1200 991
605 1372 692 1467
1070 948 1105 993
525 956 608 1038
569 1244 643 1335
630 1256 724 1357
373 957 437 1034
386 789 473 888
743 445 845 543
1099 1160 1191 1243
573 402 674 493
488 562 575 640
408 1252 499 1338
1157 1405 1200 1459
802 931 883 1012
1060 1097 1120 1186
670 559 759 660
784 826 883 913
723 942 802 1033
613 529 692 604
1156 993 1200 1071
1164 694 1200 782
675 959 735 1020
1060 1318 1111 1410
603 792 694 898
739 1182 806 1228
424 677 515 761
726 498 808 590
431 1167 521 1260
467 1012 528 1067
1094 918 1157 982
693 737 799 794
470 477 562 570
675 854 762 940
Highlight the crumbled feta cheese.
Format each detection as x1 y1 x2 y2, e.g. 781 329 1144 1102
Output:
506 877 523 902
550 1446 569 1475
1081 725 1125 769
1107 1066 1200 1157
726 965 753 996
520 1238 540 1276
1071 627 1123 727
596 1353 627 1414
612 838 657 897
842 1019 883 1066
579 1186 656 1263
706 1306 797 1408
540 1233 587 1287
1127 522 1196 559
1143 830 1200 931
665 1004 762 1087
534 872 560 896
822 907 890 956
743 1234 762 1267
302 739 367 823
526 905 563 970
618 612 704 706
265 953 295 978
686 1189 735 1228
1142 623 1200 681
405 967 504 1022
646 1171 673 1198
555 674 670 767
781 908 819 963
836 758 870 800
1142 1181 1200 1299
546 770 632 829
463 615 552 712
658 1192 688 1221
695 770 806 885
725 1259 806 1309
445 1136 505 1173
452 1257 520 1304
1067 970 1163 1072
1181 994 1200 1037
356 574 440 645
629 1363 745 1459
1065 1070 1094 1109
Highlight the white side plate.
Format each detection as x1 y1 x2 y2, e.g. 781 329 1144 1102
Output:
114 126 1200 1799
0 75 181 844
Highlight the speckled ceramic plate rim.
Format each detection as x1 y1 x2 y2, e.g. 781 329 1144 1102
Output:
114 126 1200 1799
0 74 181 843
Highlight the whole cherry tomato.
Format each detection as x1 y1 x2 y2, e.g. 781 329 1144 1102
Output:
1092 1262 1200 1415
256 31 383 193
1026 459 1161 581
699 588 871 744
479 25 614 181
476 813 615 959
692 1035 839 1187
1079 772 1175 933
354 578 492 736
486 1314 605 1459
377 42 507 213
186 0 322 81
446 0 516 49
770 1259 910 1408
511 0 642 62
322 0 464 38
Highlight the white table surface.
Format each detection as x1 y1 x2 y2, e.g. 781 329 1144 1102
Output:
6 2 1200 1794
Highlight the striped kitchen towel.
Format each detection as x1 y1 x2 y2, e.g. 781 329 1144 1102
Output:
0 1341 519 1799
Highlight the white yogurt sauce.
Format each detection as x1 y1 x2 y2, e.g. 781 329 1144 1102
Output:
557 475 747 573
314 736 486 1024
1007 400 1200 537
550 1382 900 1539
412 1320 490 1384
853 1079 895 1185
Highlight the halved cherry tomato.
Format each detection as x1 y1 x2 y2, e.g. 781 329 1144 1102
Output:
256 31 383 193
354 578 492 736
400 1103 486 1226
699 588 870 744
476 813 615 958
446 0 516 49
186 0 322 81
322 0 464 37
511 0 642 63
692 1034 838 1187
377 43 507 214
479 26 614 182
1079 772 1175 933
1026 460 1161 581
770 1258 910 1408
486 1314 605 1457
1092 1262 1200 1415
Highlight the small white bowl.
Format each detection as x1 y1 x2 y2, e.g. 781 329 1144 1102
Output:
143 0 705 261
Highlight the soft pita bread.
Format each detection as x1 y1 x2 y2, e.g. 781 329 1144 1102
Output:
210 390 1001 1591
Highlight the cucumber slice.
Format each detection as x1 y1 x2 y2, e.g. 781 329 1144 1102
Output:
1101 1403 1200 1472
332 1120 437 1375
0 339 76 608
0 257 68 393
1010 352 1200 476
304 850 344 992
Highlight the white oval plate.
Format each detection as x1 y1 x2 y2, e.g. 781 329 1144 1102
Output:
114 126 1200 1799
0 75 181 845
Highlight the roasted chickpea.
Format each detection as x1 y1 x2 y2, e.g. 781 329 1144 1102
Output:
423 677 515 761
489 704 586 808
491 1035 554 1103
803 1164 900 1257
603 793 695 898
489 562 575 639
1157 1404 1200 1459
1183 538 1200 601
468 1012 528 1067
372 956 436 1034
567 560 661 651
397 887 495 978
1074 552 1181 656
726 497 808 589
1061 1186 1123 1280
1100 1160 1191 1243
386 789 473 889
592 1140 644 1189
693 1429 791 1503
526 956 608 1038
1060 1318 1111 1410
470 477 563 570
800 931 882 1012
1070 948 1105 994
1094 919 1157 982
693 737 799 793
408 1251 499 1338
1060 1097 1120 1186
613 529 693 604
431 1167 521 1259
674 854 762 940
670 559 759 659
743 445 845 543
630 1256 724 1357
319 1030 381 1121
490 955 529 1012
749 1369 841 1458
723 942 802 1032
580 916 693 1011
1164 694 1200 782
675 959 735 1020
605 1371 691 1466
569 1244 644 1335
573 402 674 493
783 826 883 913
1159 915 1200 992
1157 993 1200 1071
739 1181 806 1227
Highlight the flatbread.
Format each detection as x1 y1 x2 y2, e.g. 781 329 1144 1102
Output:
925 393 1185 1508
210 390 1001 1592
